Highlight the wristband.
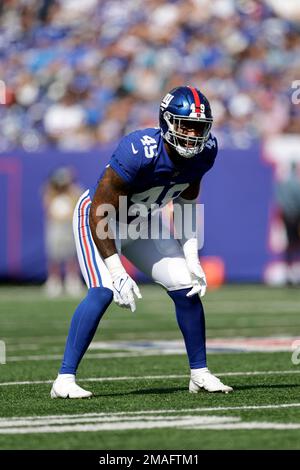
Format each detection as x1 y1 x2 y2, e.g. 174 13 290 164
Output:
104 253 126 281
183 237 198 261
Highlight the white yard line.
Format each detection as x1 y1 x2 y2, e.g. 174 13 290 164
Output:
0 369 300 387
3 422 300 434
5 349 299 362
3 403 300 424
0 416 239 434
0 412 300 434
183 422 300 430
6 351 170 362
0 415 237 428
5 336 300 361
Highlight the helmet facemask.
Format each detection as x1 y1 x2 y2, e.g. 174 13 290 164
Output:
163 111 213 158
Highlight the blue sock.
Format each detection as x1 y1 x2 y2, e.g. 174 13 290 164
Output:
167 288 207 369
60 287 113 374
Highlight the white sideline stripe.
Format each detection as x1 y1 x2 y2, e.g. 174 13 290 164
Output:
7 336 300 361
89 340 300 353
0 415 237 428
0 416 240 434
5 349 300 361
2 403 300 424
0 370 300 387
1 415 300 434
184 422 300 431
7 351 188 362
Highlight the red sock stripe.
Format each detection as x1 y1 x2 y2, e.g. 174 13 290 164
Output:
80 197 98 288
188 86 201 112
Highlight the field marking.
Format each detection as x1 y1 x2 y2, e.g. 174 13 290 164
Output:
1 412 300 434
4 348 297 362
0 414 238 428
5 336 300 361
89 337 300 352
3 403 300 424
0 369 300 387
6 351 190 362
0 416 240 434
184 422 300 430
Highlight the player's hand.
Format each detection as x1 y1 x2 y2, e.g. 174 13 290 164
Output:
112 273 142 312
185 257 207 298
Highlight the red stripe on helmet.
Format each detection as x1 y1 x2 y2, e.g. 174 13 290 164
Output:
188 86 201 112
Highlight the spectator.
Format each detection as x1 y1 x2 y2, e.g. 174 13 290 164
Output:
43 167 84 297
0 0 299 150
275 161 300 285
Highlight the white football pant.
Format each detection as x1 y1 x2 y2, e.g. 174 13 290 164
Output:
73 190 194 292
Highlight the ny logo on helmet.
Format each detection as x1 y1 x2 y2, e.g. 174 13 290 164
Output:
160 93 174 110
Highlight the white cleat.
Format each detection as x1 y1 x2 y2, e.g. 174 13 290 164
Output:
189 370 233 394
50 374 92 399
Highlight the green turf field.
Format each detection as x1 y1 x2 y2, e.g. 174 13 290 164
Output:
0 284 300 450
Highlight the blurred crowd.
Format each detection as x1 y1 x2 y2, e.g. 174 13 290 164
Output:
42 166 84 296
0 0 299 152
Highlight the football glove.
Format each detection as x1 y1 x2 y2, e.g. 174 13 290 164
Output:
112 273 142 312
183 238 207 298
185 256 207 297
105 253 142 312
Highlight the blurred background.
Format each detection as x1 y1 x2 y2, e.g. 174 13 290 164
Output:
0 0 300 290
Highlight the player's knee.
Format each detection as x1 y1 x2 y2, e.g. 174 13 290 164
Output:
167 288 201 307
86 287 113 311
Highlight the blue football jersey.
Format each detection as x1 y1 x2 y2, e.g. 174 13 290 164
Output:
90 127 217 211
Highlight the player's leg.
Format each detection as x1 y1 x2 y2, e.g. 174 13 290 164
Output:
51 191 113 399
122 225 232 393
122 235 207 366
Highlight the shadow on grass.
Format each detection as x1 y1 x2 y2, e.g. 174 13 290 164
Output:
233 383 300 391
92 386 186 398
90 382 300 398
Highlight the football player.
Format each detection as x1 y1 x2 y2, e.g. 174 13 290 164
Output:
50 86 233 398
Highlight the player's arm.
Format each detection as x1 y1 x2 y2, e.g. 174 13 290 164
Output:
174 179 206 297
89 166 142 311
